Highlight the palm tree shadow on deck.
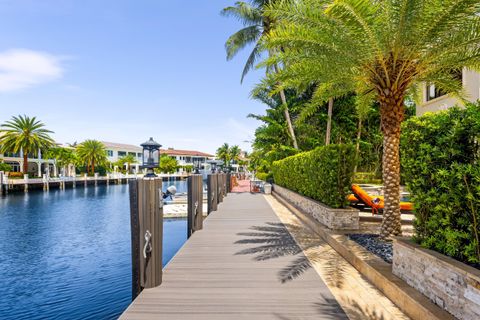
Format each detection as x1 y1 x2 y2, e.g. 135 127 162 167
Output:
235 222 346 287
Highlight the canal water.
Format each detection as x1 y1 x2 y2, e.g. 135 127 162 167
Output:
0 183 188 320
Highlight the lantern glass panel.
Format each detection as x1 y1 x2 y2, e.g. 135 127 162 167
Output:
152 149 159 166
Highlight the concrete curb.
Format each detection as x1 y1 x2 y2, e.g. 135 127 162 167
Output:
272 190 454 320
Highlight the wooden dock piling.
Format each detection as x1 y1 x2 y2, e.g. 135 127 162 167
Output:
187 174 203 238
207 174 218 214
129 177 163 300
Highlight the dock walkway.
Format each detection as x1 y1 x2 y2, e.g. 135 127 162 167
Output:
121 192 348 319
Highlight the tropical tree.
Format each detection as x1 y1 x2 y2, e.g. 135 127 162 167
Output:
263 0 480 238
222 0 299 149
0 115 55 173
230 145 241 163
76 140 107 175
0 161 12 172
44 147 77 176
115 154 137 173
158 154 178 174
216 143 231 166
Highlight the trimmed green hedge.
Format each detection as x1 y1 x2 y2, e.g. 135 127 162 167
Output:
401 104 480 264
272 144 355 208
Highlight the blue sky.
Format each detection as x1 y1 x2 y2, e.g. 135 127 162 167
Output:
0 0 266 154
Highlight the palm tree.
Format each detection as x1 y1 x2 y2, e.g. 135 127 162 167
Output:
230 145 241 164
216 143 231 167
264 0 480 238
76 140 107 175
115 154 137 173
222 0 299 149
0 115 55 174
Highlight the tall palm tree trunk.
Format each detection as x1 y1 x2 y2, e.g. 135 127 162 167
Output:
91 161 95 175
379 95 404 239
273 62 298 149
23 153 28 174
353 117 362 174
325 98 333 145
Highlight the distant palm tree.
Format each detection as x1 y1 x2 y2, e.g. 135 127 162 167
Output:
76 140 107 175
115 154 137 173
230 145 241 163
222 0 298 149
0 115 54 173
216 143 231 167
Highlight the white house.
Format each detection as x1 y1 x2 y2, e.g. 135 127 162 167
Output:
161 148 214 173
417 69 480 116
0 149 56 177
102 141 143 172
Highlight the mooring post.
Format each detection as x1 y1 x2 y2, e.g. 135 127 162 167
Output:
217 173 223 203
84 173 88 188
187 174 203 238
222 174 227 197
226 173 231 193
207 174 218 214
129 177 163 300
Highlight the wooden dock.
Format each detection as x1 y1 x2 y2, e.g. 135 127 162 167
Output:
121 192 347 319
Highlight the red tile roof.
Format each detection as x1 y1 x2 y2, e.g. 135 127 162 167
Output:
161 148 214 157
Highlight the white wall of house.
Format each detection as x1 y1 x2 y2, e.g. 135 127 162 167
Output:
0 149 56 177
417 69 480 116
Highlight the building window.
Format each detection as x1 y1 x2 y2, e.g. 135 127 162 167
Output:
118 151 127 157
107 150 113 157
128 152 136 157
426 69 462 102
137 153 142 158
3 152 20 158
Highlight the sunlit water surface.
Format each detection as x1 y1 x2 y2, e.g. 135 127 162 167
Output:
0 184 187 319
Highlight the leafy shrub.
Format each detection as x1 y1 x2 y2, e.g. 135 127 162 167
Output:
255 172 273 182
8 172 24 178
401 104 480 263
0 162 12 172
272 144 355 208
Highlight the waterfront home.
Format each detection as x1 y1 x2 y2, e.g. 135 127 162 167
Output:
102 141 143 173
0 149 57 177
418 68 480 115
162 148 214 173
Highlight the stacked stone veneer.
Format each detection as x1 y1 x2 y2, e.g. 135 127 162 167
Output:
393 239 480 320
272 184 359 230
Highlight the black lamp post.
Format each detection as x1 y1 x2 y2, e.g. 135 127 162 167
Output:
140 137 161 178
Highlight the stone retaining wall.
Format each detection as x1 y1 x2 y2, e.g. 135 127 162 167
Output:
393 239 480 320
272 184 359 230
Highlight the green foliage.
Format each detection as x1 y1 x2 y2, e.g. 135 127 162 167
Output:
158 155 178 174
272 144 355 208
182 164 193 173
401 104 480 263
0 115 55 172
114 154 137 173
44 147 76 168
75 140 108 175
0 161 12 172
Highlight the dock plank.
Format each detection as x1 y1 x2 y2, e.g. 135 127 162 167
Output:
121 192 347 319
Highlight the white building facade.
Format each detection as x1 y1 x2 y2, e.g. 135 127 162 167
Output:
418 69 480 116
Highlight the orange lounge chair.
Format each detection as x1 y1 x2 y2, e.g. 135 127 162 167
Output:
348 184 414 214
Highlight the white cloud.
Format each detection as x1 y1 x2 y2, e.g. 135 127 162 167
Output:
0 49 63 92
